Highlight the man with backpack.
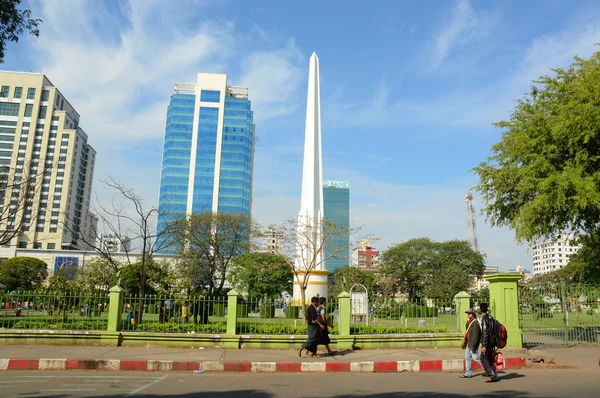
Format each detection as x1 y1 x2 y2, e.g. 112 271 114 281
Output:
479 303 498 383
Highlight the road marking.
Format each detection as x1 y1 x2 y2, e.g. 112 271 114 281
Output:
83 380 123 382
126 375 167 396
0 380 49 383
42 389 97 392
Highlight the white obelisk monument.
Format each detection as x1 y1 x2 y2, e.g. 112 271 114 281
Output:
293 52 329 304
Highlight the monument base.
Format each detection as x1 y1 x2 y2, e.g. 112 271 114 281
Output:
292 269 329 305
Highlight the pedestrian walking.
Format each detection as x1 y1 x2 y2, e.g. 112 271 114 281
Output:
460 308 481 378
182 300 190 324
479 303 498 382
297 297 324 358
316 297 337 356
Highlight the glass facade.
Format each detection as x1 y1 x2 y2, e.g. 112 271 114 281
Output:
218 97 253 214
323 184 350 273
157 79 254 251
157 93 195 232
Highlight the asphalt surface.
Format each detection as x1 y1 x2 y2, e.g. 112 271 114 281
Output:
0 369 597 398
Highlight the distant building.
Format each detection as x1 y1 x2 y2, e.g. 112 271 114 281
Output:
323 180 350 273
96 233 131 253
509 265 532 283
263 227 283 254
352 241 380 271
473 266 500 291
532 232 581 275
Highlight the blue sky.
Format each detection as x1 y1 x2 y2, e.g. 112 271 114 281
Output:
3 0 600 270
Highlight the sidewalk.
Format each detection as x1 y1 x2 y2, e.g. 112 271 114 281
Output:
0 345 536 373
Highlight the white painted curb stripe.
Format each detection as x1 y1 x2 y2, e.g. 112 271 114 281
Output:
350 362 374 373
251 362 276 372
397 360 420 372
147 360 173 372
301 362 326 372
39 358 67 370
442 359 464 371
200 361 225 371
96 359 120 371
0 359 9 371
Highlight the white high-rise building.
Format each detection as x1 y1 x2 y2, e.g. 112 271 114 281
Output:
532 232 581 275
0 71 96 250
293 53 328 304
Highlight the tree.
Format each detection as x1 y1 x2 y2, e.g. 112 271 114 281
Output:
69 178 178 321
381 238 485 301
47 269 76 291
330 266 376 298
0 256 47 291
229 253 292 300
269 218 359 315
0 0 41 64
558 233 600 286
374 273 400 303
172 211 258 296
73 258 118 292
474 49 600 244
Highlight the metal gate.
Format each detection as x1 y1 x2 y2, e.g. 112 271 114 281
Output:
518 282 600 346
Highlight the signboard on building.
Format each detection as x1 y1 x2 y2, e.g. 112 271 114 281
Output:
54 256 79 278
323 180 349 189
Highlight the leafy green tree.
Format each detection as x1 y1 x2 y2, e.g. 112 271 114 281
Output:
229 253 292 300
172 211 258 296
119 260 173 296
47 269 77 291
381 238 485 301
559 234 600 286
474 49 600 244
0 257 47 291
73 258 118 292
330 266 376 298
0 0 41 63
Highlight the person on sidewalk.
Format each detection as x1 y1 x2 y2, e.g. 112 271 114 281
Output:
298 297 324 358
479 303 498 382
316 297 337 356
460 308 481 379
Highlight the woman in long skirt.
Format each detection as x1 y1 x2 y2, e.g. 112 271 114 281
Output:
317 297 337 356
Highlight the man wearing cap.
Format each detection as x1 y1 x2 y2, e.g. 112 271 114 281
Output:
460 308 482 378
480 303 499 382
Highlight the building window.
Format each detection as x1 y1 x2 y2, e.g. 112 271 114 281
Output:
0 86 9 97
18 241 27 248
47 243 56 249
13 87 23 99
0 102 20 116
24 103 33 117
60 98 64 110
38 105 47 119
200 90 221 103
41 90 50 101
27 88 36 99
33 242 42 248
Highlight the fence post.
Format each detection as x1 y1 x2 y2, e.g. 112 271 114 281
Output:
227 289 239 336
107 285 124 332
454 291 471 333
485 273 523 348
336 291 353 349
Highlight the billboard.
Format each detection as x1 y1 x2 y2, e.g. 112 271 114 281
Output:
54 256 79 279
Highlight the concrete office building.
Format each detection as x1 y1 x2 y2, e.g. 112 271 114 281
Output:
0 72 96 250
532 232 581 275
157 73 255 243
323 180 349 273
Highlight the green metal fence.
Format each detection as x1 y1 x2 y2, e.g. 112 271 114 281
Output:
519 283 600 346
358 295 459 333
0 290 110 330
121 293 227 333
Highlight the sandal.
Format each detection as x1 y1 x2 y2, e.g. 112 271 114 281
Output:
297 347 303 357
310 353 322 358
459 375 471 379
485 378 498 383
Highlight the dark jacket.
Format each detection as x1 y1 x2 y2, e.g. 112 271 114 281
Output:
465 318 481 350
305 304 318 325
481 313 495 347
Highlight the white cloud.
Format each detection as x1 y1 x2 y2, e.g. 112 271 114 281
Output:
431 0 493 70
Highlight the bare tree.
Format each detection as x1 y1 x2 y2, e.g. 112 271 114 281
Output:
0 162 54 246
67 177 179 321
171 211 259 296
269 217 360 315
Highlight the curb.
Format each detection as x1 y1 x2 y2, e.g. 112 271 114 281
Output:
0 357 527 373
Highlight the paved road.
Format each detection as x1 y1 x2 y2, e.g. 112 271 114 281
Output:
0 369 597 397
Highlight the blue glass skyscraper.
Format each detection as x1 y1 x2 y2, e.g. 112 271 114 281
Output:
157 74 254 247
323 180 350 273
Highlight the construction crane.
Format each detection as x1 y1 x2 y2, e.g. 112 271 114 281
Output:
465 191 480 252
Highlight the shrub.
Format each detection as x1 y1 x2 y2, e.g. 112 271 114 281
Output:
284 306 300 319
352 325 449 334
